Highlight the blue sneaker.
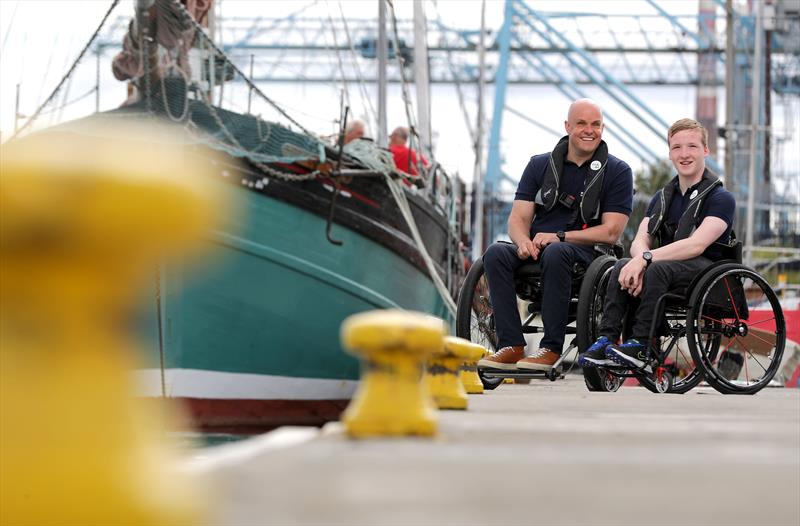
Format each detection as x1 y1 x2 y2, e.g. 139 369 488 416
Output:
578 336 613 368
605 339 649 369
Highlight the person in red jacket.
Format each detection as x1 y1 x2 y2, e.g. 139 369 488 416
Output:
389 126 427 176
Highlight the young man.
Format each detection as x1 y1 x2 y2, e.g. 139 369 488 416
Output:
477 99 633 372
579 118 736 369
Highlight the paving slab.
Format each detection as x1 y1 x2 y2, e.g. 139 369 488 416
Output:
193 376 800 526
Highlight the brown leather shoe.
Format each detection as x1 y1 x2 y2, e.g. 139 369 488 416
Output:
477 346 525 370
516 348 560 371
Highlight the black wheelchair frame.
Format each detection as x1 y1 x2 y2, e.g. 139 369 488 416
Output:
455 244 623 391
587 241 787 395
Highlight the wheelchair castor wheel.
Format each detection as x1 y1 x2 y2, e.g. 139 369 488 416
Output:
654 368 673 394
546 369 559 382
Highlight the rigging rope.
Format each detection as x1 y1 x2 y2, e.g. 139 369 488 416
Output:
336 1 377 130
323 0 351 113
386 0 427 178
385 175 457 318
167 0 314 137
10 0 121 140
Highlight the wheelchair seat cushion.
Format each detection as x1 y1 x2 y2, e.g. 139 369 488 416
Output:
515 260 542 279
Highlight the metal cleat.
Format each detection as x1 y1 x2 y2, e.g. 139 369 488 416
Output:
340 309 447 437
458 340 488 394
425 336 475 409
0 121 224 526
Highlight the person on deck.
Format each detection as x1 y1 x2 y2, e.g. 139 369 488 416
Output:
579 118 736 369
343 120 366 145
389 126 427 176
477 98 633 372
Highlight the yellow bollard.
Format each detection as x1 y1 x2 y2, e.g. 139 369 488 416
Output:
458 340 488 394
0 122 225 526
426 336 476 410
340 309 447 437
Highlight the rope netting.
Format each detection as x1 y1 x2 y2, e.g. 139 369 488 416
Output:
7 0 463 311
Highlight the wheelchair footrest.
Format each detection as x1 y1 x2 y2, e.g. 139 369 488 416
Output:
481 369 564 380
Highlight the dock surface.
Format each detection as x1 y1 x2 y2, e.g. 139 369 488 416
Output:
195 376 800 526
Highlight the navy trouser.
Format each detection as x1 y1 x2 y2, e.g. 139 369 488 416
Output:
598 256 713 341
483 241 595 353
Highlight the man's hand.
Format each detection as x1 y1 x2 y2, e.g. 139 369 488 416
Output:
618 256 647 297
529 232 559 260
516 238 537 259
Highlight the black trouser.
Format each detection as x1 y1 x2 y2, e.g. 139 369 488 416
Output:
483 241 595 353
598 256 713 341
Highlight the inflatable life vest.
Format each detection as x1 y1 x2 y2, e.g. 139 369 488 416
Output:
535 135 608 228
647 168 722 245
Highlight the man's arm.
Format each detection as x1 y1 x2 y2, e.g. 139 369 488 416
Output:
629 217 652 258
507 200 536 259
648 216 728 262
560 212 629 245
618 216 726 297
529 211 629 259
617 217 653 296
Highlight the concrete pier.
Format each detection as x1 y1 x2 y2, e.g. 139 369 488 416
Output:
192 376 800 526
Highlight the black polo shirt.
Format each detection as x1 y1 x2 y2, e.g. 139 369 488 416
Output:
514 152 633 237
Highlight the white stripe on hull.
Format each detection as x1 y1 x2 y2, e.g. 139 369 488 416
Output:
134 368 358 400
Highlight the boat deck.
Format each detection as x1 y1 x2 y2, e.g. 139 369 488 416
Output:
190 375 800 526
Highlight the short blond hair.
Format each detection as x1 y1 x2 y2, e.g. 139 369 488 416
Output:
667 118 708 147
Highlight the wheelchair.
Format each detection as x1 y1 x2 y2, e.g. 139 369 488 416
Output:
455 243 623 392
583 241 787 395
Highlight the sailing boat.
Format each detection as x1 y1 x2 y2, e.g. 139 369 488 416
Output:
14 0 464 430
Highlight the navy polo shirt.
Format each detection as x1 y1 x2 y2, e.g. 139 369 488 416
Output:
514 152 633 237
645 180 736 260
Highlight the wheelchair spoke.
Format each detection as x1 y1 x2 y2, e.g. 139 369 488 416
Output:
743 342 750 384
676 346 695 370
745 349 769 375
745 328 779 348
713 335 739 367
744 316 777 328
722 276 741 321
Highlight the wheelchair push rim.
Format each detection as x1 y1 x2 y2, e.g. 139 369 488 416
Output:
687 264 786 395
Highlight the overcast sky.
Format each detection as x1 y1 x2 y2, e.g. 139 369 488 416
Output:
1 0 796 198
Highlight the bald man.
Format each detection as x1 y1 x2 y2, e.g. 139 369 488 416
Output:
478 99 633 372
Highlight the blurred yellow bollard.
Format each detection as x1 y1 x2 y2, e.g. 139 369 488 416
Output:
426 336 473 409
458 341 488 394
0 122 226 526
340 309 447 437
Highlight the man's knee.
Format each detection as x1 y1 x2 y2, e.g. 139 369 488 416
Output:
540 242 572 268
609 257 629 280
646 260 673 280
483 242 515 269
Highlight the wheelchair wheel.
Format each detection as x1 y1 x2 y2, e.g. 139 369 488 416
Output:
687 263 786 395
576 255 621 392
455 258 503 390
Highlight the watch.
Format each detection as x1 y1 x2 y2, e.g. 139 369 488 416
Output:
642 251 653 267
556 230 566 243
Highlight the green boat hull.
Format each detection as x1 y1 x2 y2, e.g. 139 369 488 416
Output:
138 181 450 429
